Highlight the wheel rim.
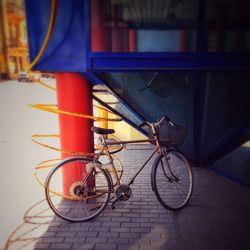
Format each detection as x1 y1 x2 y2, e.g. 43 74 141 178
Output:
46 158 111 222
155 152 193 209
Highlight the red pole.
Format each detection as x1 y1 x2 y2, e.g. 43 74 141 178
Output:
129 29 136 52
56 73 94 195
179 30 185 52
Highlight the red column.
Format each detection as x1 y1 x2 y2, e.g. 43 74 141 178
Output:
129 29 136 52
56 73 94 195
179 30 186 52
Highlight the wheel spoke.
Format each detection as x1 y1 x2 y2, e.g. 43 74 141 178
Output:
46 157 111 222
152 151 193 210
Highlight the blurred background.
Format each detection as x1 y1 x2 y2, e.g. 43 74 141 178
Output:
0 0 28 80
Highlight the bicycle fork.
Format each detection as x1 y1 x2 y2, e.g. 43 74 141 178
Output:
161 150 179 182
151 123 179 182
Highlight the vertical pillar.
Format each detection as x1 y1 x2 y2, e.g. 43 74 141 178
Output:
129 29 136 52
216 4 227 51
16 56 20 73
56 73 94 195
16 23 20 46
98 108 108 129
91 0 108 52
0 3 9 78
122 25 129 51
8 21 14 46
179 30 186 52
112 4 122 52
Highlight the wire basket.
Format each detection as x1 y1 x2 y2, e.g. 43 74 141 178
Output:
148 119 187 146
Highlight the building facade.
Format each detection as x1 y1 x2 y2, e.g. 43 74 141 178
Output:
0 0 28 79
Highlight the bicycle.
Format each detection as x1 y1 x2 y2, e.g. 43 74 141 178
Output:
45 116 194 222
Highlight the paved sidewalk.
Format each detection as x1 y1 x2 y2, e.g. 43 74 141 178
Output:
35 145 250 250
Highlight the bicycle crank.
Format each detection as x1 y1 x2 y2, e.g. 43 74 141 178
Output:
111 184 132 209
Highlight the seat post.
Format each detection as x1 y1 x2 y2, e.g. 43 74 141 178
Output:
101 134 108 149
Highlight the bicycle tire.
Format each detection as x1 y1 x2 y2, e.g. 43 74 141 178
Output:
151 150 193 210
45 157 112 222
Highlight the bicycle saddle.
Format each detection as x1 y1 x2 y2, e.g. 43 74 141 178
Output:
91 126 115 135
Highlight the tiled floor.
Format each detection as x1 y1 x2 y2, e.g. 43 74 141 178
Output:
35 144 250 250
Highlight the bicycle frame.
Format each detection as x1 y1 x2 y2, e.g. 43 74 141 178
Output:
93 123 169 188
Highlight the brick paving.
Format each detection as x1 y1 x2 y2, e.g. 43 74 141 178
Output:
35 144 250 250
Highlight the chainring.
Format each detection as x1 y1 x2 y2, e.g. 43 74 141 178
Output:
114 184 132 201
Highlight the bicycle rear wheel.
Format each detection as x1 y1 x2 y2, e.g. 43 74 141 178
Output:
45 157 112 222
151 150 193 210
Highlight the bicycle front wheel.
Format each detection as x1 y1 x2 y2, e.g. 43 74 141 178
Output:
45 157 112 222
151 150 193 210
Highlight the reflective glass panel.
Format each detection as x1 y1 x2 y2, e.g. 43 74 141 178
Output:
203 0 250 52
93 84 144 127
91 0 198 52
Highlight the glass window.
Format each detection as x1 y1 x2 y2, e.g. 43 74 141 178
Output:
204 0 250 52
91 0 198 52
